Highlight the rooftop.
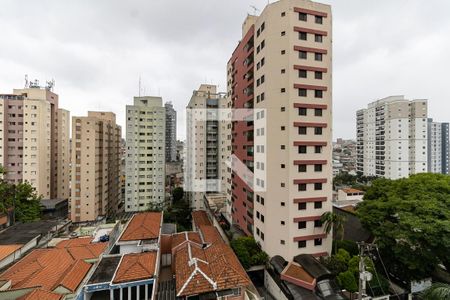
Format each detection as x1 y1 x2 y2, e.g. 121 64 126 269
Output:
341 188 364 194
119 212 162 242
17 288 62 300
112 252 157 283
0 220 61 245
0 244 23 261
87 256 121 284
192 210 212 227
0 238 106 293
40 198 68 210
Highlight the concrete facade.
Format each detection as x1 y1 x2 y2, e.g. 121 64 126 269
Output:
125 97 165 212
185 84 230 212
227 0 333 259
70 112 122 222
356 96 428 179
0 86 70 199
427 118 449 174
165 102 177 162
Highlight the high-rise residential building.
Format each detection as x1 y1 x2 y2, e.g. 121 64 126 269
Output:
125 96 165 212
70 112 122 222
427 118 449 174
165 102 177 162
185 84 230 210
356 96 428 179
0 84 70 199
227 0 333 259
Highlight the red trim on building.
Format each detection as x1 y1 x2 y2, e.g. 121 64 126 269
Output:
293 233 327 242
293 65 328 73
294 7 328 17
294 103 328 109
293 26 328 36
293 216 322 222
293 197 327 203
294 83 328 91
293 122 328 128
293 141 328 146
294 178 327 184
294 45 328 54
293 160 327 165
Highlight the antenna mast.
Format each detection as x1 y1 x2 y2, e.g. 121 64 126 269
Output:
250 5 259 15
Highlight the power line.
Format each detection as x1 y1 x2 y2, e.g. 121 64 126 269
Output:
375 245 401 300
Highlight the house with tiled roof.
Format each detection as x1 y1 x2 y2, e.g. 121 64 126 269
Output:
0 238 107 300
81 212 163 300
116 212 163 254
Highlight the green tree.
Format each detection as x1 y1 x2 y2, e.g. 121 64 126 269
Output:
421 283 450 300
0 166 42 223
321 211 346 252
337 270 358 293
172 187 184 203
230 237 268 269
357 173 450 282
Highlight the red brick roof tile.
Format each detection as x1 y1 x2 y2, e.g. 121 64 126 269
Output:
0 244 23 261
192 211 212 227
55 237 93 248
198 225 223 245
17 288 62 300
113 252 157 283
119 212 162 242
58 260 91 292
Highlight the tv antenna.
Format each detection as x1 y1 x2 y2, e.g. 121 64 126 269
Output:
250 5 259 15
24 74 29 88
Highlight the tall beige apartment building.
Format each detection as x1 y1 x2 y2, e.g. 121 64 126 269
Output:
185 84 231 211
227 0 333 259
125 97 165 212
0 84 70 200
70 112 122 222
356 96 428 179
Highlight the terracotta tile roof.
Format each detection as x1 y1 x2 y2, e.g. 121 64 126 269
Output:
192 210 212 227
281 262 316 291
160 234 172 254
112 252 157 283
198 225 223 245
171 232 202 250
174 238 250 297
55 237 93 248
342 188 363 194
58 260 91 292
0 240 104 294
119 212 162 242
17 288 62 300
0 244 23 261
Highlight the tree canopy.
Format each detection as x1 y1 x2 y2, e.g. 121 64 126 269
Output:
230 236 269 269
356 173 450 281
0 167 42 223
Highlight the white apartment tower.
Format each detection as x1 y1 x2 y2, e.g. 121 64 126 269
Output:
356 96 428 179
125 96 165 212
228 0 333 259
185 84 230 211
427 118 449 174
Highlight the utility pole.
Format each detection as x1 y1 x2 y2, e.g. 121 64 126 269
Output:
357 242 375 300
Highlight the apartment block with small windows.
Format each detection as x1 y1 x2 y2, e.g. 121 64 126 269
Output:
70 112 122 222
185 84 230 211
227 0 333 259
356 96 428 179
427 118 449 174
165 102 177 162
125 97 165 212
0 86 70 199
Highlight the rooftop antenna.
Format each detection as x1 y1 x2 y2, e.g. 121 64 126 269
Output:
24 74 29 88
139 76 142 97
250 5 259 15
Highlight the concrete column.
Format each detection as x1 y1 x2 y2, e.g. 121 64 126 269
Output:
110 288 114 300
145 284 148 300
120 287 123 300
128 286 131 299
136 285 140 300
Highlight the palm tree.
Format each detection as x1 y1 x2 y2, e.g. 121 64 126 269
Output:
321 212 346 253
421 283 450 300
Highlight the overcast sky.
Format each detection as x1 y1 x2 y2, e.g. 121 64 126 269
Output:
1 0 449 140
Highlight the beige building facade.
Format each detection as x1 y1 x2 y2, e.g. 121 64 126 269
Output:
125 97 165 212
185 84 231 212
0 85 70 199
70 111 122 222
227 0 333 259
